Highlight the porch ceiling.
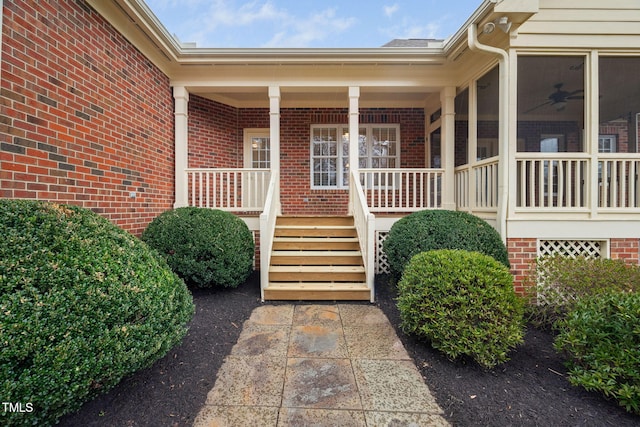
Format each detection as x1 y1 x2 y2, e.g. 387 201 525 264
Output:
188 85 436 109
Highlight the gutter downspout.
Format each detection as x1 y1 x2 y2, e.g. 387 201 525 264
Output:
468 24 509 244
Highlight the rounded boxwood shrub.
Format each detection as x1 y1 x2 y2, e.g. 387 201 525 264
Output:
142 207 254 288
383 210 509 278
397 249 524 369
554 291 640 415
0 200 194 426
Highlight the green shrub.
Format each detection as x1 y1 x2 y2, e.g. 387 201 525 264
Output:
554 291 640 415
383 210 509 278
525 255 640 328
0 200 194 426
397 249 524 369
142 207 254 288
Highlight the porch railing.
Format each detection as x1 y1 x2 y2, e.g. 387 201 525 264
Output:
259 171 280 300
516 154 589 210
358 168 443 212
599 155 640 209
349 169 375 302
186 168 271 211
454 156 499 212
514 153 640 211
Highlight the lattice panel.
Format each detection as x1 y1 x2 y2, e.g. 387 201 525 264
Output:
376 231 390 274
538 240 602 259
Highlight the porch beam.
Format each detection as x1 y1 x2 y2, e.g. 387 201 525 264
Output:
173 86 189 208
269 86 281 172
349 86 360 176
440 86 456 210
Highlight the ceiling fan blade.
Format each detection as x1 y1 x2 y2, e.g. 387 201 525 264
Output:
566 95 584 100
523 100 552 114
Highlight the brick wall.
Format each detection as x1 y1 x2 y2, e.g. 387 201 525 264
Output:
507 238 538 295
188 98 426 215
0 0 174 235
610 238 640 264
190 96 240 168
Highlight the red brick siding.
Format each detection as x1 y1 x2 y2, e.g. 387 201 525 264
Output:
507 238 538 296
189 96 240 168
610 238 640 264
0 0 174 235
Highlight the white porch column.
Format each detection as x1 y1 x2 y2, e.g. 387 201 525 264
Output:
440 86 457 210
269 86 281 172
173 86 189 208
349 87 360 176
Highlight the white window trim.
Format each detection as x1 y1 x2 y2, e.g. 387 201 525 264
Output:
310 124 401 189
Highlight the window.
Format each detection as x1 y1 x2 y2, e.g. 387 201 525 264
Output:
598 135 617 153
311 124 400 188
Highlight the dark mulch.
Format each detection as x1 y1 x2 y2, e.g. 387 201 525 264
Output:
60 273 640 426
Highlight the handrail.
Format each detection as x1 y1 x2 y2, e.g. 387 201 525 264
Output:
259 170 280 301
349 169 375 302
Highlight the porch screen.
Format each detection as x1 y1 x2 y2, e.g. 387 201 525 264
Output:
311 124 400 188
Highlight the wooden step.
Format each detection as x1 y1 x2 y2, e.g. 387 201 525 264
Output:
274 226 358 237
271 250 363 266
264 282 370 301
272 237 360 251
266 215 369 301
269 265 366 282
276 216 354 227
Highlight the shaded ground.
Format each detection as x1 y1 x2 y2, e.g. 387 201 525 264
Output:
60 273 640 426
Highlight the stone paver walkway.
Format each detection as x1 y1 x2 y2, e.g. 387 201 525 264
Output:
193 304 449 427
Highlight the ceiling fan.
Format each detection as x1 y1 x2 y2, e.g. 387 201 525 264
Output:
524 83 584 114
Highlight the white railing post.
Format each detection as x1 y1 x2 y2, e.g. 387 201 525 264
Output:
259 171 280 301
350 169 375 302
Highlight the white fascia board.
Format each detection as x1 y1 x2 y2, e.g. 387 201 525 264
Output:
507 218 640 239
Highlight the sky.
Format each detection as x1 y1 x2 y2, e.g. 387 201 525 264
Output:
143 0 482 48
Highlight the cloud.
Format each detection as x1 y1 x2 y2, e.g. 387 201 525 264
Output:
383 4 399 18
263 8 356 47
148 0 357 47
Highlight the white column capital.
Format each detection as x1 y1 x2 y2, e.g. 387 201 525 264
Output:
268 85 280 99
349 86 360 98
173 85 189 100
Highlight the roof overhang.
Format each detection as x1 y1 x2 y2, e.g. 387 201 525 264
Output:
86 0 538 108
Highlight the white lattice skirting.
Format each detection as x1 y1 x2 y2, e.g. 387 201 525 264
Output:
538 239 603 259
375 231 390 274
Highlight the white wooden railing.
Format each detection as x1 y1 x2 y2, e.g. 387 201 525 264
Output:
349 169 375 302
358 168 443 212
454 156 499 212
599 155 640 209
186 168 271 211
516 154 589 210
474 157 499 209
259 171 280 300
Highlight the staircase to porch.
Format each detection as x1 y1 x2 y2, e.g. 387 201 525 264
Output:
263 216 371 301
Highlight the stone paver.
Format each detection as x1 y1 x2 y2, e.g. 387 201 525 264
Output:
193 304 449 427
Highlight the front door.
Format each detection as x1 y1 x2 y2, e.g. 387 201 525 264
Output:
243 129 270 208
